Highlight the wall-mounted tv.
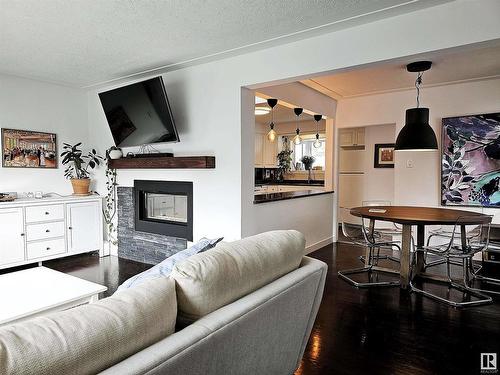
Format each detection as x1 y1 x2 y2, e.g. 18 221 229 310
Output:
99 77 179 148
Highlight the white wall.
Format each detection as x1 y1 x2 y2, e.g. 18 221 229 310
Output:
336 78 500 219
0 74 89 195
81 0 500 245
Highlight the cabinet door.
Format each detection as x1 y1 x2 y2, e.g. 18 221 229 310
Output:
339 130 355 147
354 128 365 146
255 133 264 167
0 208 25 266
67 201 102 254
263 138 278 167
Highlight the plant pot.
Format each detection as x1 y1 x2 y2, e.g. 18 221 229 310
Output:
71 178 91 195
109 149 123 160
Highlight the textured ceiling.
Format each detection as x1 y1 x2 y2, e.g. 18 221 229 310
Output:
302 44 500 98
0 0 451 87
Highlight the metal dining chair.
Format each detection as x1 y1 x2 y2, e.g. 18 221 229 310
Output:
424 223 481 271
410 215 493 307
338 215 401 288
359 201 402 264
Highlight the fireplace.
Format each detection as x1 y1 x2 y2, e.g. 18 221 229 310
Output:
134 180 193 241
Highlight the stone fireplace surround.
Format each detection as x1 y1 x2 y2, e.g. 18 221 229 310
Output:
117 186 187 264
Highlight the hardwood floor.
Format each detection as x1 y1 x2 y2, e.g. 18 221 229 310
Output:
39 243 500 375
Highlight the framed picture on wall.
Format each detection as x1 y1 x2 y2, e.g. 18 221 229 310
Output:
374 143 395 168
441 112 500 207
1 128 57 169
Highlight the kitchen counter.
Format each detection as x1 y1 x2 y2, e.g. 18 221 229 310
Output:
255 180 325 186
253 189 334 204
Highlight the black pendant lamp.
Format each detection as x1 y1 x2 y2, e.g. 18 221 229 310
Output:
395 61 438 151
293 107 303 145
266 98 278 142
313 114 322 148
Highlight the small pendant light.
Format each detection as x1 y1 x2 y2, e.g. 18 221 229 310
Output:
266 98 278 142
395 61 438 151
313 114 322 148
293 107 303 145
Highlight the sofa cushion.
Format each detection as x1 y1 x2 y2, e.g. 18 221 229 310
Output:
118 237 223 290
0 277 177 375
170 230 305 321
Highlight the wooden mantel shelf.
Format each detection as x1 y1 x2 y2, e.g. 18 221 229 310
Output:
108 156 215 169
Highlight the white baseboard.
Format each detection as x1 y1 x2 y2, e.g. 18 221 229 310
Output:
305 236 334 254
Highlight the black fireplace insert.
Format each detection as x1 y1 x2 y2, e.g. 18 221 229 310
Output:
134 180 193 241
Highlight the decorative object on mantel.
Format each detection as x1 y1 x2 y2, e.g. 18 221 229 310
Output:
1 128 57 169
108 155 215 169
61 143 103 195
107 146 123 160
441 112 500 207
395 61 438 151
266 98 278 142
293 108 303 145
374 143 395 168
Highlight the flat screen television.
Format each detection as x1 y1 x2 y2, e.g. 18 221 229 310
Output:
98 77 179 148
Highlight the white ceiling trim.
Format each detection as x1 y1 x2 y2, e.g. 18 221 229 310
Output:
305 74 500 100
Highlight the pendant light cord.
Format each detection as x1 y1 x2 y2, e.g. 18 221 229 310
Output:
415 71 423 108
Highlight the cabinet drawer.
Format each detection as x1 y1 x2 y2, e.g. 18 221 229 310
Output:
26 221 65 241
25 204 64 223
27 238 66 260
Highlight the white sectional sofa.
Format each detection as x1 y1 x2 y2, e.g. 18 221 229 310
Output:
0 230 327 375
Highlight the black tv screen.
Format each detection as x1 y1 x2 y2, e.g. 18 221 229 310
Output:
99 77 179 147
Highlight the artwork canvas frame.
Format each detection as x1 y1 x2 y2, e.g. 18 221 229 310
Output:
441 112 500 207
374 143 395 168
1 128 58 169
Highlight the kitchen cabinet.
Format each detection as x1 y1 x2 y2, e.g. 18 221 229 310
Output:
255 133 264 167
255 133 278 168
339 127 365 147
263 136 278 167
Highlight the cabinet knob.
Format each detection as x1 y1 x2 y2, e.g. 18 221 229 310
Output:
45 229 50 233
46 247 50 251
45 212 49 215
20 233 25 237
68 226 73 230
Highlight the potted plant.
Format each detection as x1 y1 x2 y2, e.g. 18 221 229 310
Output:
301 155 315 171
277 150 293 180
61 143 103 195
301 155 316 183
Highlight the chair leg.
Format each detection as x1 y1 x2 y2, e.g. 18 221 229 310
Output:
462 258 500 296
409 253 493 308
338 246 400 288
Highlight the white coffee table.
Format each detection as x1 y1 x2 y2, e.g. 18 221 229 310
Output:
0 266 107 326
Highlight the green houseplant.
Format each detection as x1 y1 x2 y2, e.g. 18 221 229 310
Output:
61 143 103 195
277 149 293 180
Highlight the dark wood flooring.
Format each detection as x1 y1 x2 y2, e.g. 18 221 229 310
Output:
22 242 500 375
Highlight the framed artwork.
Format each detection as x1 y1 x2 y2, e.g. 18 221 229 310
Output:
441 112 500 207
374 143 395 168
1 128 57 169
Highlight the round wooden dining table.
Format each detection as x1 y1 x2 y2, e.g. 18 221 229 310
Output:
350 206 492 289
